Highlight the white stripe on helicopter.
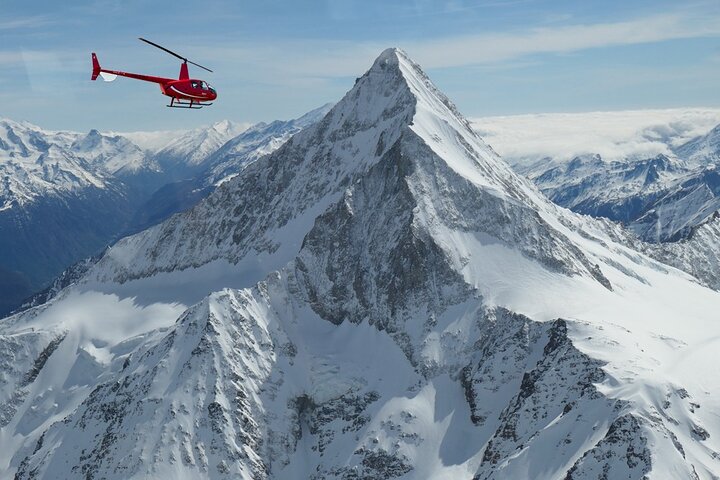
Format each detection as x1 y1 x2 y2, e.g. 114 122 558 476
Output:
169 86 207 99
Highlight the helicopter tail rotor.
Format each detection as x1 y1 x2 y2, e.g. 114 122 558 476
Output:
91 53 118 82
91 53 101 80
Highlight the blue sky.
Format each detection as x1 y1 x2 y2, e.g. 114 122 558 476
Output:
2 0 719 132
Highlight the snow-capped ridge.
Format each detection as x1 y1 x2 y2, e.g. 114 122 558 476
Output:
151 120 248 169
71 129 102 150
69 129 153 174
211 119 234 134
201 103 334 186
675 122 720 165
295 102 334 124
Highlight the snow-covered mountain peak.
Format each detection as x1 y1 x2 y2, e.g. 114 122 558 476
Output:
90 48 607 294
210 119 235 135
341 47 519 202
372 48 478 136
373 46 406 65
318 48 415 136
675 122 720 165
0 118 68 159
343 47 462 130
71 129 152 175
71 129 105 152
153 120 246 168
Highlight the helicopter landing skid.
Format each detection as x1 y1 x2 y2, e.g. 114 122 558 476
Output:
167 98 213 109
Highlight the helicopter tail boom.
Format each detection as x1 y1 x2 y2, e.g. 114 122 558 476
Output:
90 52 174 85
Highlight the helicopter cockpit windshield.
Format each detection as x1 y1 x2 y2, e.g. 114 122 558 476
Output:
187 80 215 97
191 81 212 91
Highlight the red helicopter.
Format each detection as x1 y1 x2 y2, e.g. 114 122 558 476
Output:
92 38 217 109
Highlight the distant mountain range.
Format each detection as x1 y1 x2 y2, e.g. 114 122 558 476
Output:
474 111 720 243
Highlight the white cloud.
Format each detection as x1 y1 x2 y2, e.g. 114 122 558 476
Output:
3 10 718 85
190 11 720 79
0 16 51 31
471 108 720 163
406 13 720 69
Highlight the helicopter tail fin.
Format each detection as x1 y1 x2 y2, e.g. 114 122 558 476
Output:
91 53 101 81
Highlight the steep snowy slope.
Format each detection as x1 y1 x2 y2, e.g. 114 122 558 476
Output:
131 106 332 232
675 124 720 165
629 165 720 241
2 49 720 480
642 213 720 290
204 103 333 185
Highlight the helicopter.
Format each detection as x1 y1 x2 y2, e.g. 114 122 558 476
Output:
91 38 217 109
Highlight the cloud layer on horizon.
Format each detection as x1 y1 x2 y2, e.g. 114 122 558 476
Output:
472 108 720 163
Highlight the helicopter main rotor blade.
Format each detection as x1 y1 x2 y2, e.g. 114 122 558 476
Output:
138 37 213 73
139 38 185 61
186 59 213 73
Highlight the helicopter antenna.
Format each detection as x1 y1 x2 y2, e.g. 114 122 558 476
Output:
138 37 213 73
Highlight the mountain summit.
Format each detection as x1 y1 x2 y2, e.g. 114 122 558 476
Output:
3 49 720 479
91 48 607 291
